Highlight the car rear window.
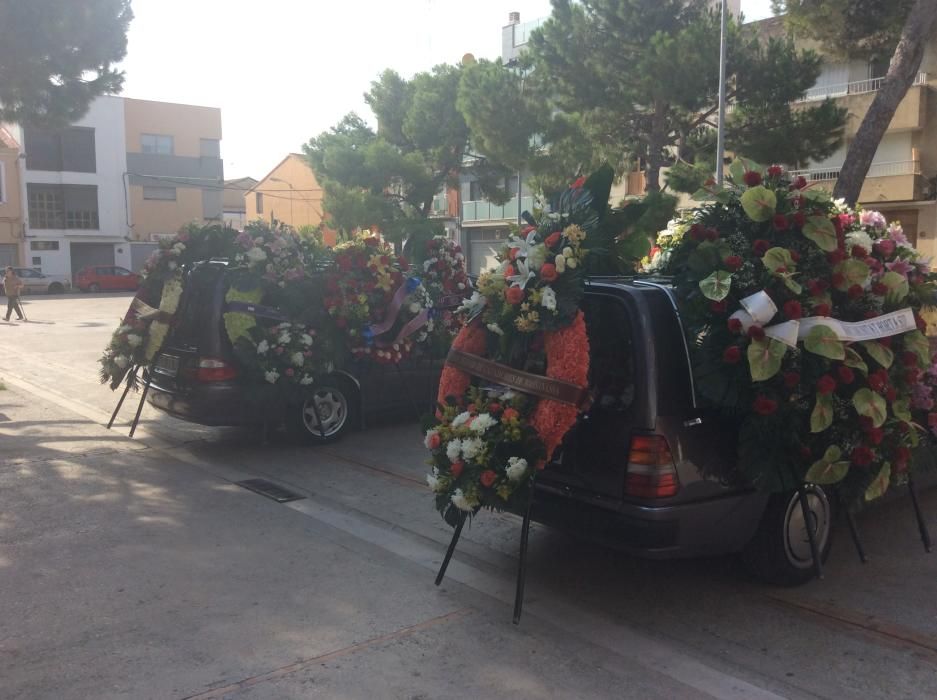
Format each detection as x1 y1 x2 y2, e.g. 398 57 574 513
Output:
171 264 226 349
643 289 695 415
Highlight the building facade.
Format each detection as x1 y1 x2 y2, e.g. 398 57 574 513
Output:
4 95 223 276
0 128 23 268
222 176 258 231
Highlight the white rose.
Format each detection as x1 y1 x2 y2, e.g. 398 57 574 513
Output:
541 286 557 311
506 456 528 481
446 439 462 462
264 370 279 384
256 340 269 354
291 351 305 367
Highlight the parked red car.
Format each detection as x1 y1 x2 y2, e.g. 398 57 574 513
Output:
75 266 141 293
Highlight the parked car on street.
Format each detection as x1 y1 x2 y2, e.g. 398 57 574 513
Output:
75 266 140 293
148 267 830 585
0 267 71 295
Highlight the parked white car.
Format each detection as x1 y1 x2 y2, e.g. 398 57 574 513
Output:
0 267 71 294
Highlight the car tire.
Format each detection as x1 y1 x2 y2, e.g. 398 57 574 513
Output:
89 283 101 293
48 282 64 294
741 484 833 586
287 376 358 444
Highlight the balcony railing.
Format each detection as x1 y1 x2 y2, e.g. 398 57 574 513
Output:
788 160 922 182
463 196 536 223
797 72 928 102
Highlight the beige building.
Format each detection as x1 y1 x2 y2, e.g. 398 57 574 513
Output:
246 154 334 244
123 98 224 244
0 127 23 267
222 176 257 231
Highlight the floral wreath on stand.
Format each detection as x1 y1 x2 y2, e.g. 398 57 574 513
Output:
420 236 472 345
425 176 606 527
663 158 937 506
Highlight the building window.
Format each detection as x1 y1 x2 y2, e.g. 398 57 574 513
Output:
30 241 60 251
141 134 174 155
200 138 220 158
23 126 96 173
468 180 482 201
255 192 264 213
143 186 177 201
32 257 42 267
27 184 99 230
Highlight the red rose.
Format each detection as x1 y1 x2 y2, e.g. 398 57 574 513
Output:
753 239 770 256
866 427 884 446
502 407 519 421
869 370 887 392
545 231 561 248
540 263 558 282
480 470 497 487
767 165 783 177
743 170 762 187
723 346 742 364
728 318 743 333
873 239 896 259
724 255 743 271
772 214 789 231
904 369 920 384
851 245 868 259
504 265 516 278
748 325 766 340
814 303 832 317
871 282 889 295
791 176 807 189
848 284 864 299
851 446 874 467
784 371 801 388
837 366 855 385
505 286 524 304
428 433 441 449
817 375 837 395
793 211 807 228
753 395 778 416
521 225 537 235
783 300 803 320
711 300 728 314
450 460 464 478
865 257 882 273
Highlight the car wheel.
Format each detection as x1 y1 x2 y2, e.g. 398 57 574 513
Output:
742 484 833 586
48 282 64 294
89 283 101 293
288 377 358 444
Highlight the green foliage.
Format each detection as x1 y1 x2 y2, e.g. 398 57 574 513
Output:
747 338 787 381
0 0 132 125
804 446 850 484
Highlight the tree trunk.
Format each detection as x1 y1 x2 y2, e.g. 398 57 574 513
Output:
833 0 937 205
644 106 667 192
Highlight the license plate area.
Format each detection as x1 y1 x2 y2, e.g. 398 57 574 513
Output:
154 353 180 376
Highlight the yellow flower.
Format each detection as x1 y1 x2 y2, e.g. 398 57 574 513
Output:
563 224 586 244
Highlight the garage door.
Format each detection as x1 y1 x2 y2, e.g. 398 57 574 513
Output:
70 242 115 277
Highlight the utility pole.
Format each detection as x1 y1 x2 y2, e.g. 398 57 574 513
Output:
716 0 728 185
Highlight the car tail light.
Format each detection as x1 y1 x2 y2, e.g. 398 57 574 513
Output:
195 357 238 382
626 434 680 499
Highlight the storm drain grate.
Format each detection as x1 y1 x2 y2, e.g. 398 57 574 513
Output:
236 478 306 503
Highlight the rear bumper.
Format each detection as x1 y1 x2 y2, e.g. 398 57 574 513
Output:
532 481 769 559
147 378 270 426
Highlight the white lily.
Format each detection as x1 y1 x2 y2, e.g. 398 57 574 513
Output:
506 258 535 289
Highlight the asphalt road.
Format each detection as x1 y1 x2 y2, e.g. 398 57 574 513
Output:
2 293 937 699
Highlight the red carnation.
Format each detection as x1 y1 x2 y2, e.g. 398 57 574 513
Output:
767 165 783 177
837 366 855 385
753 239 770 256
851 447 874 467
753 395 778 416
728 318 743 333
902 351 919 367
872 282 889 295
571 176 586 189
859 416 874 432
793 211 807 228
540 263 558 282
772 214 789 231
488 402 502 414
724 255 743 271
711 300 728 314
743 170 762 187
828 250 846 265
791 175 807 190
783 371 801 389
814 303 832 317
869 370 888 392
848 284 864 299
783 300 803 320
865 257 882 273
851 245 868 259
790 250 801 262
748 325 766 340
723 346 742 364
480 470 497 487
704 227 720 241
545 231 561 248
866 427 884 446
450 460 464 478
505 286 525 304
817 374 837 395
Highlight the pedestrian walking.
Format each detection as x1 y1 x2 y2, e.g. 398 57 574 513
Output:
3 266 26 322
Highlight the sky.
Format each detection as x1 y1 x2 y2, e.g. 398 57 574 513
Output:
118 0 777 181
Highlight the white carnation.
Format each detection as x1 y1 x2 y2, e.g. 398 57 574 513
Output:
451 488 477 512
846 230 873 254
470 413 496 434
256 340 269 354
506 456 528 481
451 411 472 428
299 374 314 385
540 286 557 311
300 333 313 346
126 334 142 347
278 333 291 344
426 469 443 492
461 437 483 460
264 370 279 384
291 352 305 367
446 439 462 462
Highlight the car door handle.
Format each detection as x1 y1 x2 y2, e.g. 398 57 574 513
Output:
683 417 703 427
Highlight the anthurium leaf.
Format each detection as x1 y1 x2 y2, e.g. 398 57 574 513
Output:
864 462 891 502
880 270 909 302
699 270 733 301
805 446 850 484
802 216 838 252
909 427 920 448
853 387 888 428
810 393 834 433
781 274 803 295
740 186 777 222
860 340 894 369
747 338 787 381
762 247 795 273
840 259 869 287
903 330 931 366
804 325 845 360
892 398 912 423
728 159 747 184
844 347 869 375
